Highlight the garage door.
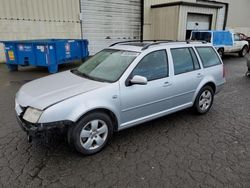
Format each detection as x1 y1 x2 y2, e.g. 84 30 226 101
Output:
80 0 141 55
186 13 212 39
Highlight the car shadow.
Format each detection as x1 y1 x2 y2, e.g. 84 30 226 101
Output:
27 107 201 159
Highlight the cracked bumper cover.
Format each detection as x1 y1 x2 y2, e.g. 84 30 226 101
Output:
16 115 74 137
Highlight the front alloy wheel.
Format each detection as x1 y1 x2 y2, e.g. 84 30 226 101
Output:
71 112 113 155
80 120 108 151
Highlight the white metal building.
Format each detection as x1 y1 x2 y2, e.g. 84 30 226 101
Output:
144 0 228 40
80 0 142 54
0 0 250 61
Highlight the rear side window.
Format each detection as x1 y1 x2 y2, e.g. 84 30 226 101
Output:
196 47 221 68
171 48 200 75
132 50 168 81
234 34 240 41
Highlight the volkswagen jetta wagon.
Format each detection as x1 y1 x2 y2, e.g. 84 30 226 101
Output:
15 41 226 155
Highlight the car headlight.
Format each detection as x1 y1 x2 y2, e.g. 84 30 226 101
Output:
23 107 43 123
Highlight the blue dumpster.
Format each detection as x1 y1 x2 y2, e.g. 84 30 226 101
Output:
2 39 89 73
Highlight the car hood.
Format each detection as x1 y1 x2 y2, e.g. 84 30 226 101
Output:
16 70 109 110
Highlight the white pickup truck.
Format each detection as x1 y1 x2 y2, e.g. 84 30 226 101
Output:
191 30 249 57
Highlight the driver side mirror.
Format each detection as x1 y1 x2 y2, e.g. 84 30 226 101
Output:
130 75 148 85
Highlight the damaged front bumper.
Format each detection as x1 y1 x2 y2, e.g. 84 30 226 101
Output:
16 115 74 141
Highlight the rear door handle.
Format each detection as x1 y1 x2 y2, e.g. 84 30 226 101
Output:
163 81 172 87
197 73 203 78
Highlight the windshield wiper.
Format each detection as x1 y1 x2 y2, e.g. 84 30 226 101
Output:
71 69 108 83
71 69 89 78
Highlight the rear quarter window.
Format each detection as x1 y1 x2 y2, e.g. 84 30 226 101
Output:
196 47 221 68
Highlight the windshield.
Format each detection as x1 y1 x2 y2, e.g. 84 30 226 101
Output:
76 49 140 82
191 32 212 42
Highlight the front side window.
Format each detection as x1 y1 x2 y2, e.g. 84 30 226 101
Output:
171 48 200 75
76 49 139 82
196 47 221 68
132 50 168 81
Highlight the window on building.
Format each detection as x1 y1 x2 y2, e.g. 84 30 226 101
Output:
171 48 200 75
132 50 168 81
196 47 221 68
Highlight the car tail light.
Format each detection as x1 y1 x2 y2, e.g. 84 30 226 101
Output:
223 64 226 78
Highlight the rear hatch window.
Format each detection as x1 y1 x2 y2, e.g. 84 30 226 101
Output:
191 32 212 43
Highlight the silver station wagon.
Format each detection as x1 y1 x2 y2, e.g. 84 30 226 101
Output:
15 41 226 155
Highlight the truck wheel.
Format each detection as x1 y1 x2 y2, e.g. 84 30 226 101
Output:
71 112 113 155
239 46 249 57
194 86 214 115
217 48 224 58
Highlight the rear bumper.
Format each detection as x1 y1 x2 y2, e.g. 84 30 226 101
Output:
16 115 73 138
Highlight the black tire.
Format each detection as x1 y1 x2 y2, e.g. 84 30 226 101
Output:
194 85 214 114
70 112 113 155
67 126 75 148
239 45 249 57
217 48 224 58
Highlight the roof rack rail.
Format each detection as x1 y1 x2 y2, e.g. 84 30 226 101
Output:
141 40 174 50
110 40 141 47
109 40 174 47
109 40 208 50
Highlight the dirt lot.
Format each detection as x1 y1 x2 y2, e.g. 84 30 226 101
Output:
0 56 250 188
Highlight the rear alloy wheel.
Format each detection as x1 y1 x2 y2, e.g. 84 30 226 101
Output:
71 112 113 155
194 86 214 114
239 46 249 57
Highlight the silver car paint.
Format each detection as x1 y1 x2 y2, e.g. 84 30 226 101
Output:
16 71 108 110
15 43 225 131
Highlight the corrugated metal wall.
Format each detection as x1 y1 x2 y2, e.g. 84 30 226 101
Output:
0 0 79 22
0 0 81 62
80 0 141 55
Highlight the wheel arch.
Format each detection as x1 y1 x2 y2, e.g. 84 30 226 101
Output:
243 44 249 51
204 82 216 93
76 108 119 132
193 81 216 103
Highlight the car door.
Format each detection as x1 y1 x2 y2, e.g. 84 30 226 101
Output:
169 47 203 107
119 49 174 127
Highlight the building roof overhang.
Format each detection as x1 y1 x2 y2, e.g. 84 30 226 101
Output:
151 1 223 9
